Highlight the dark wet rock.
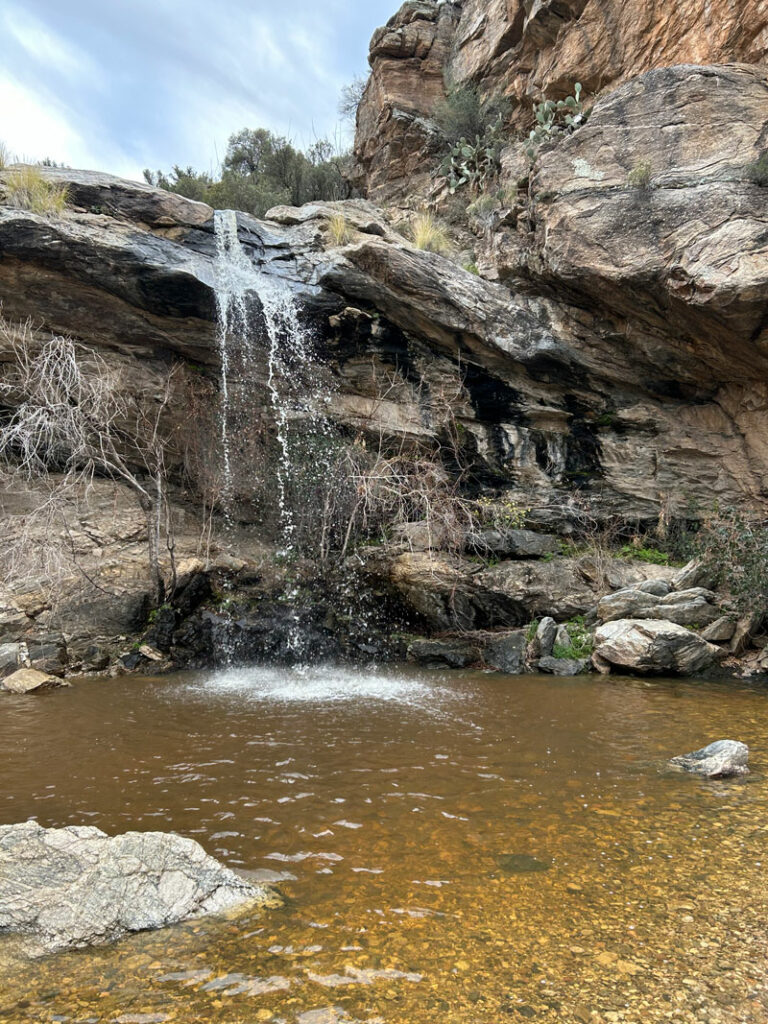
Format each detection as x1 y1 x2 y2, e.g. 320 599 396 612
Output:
1 668 68 694
0 821 277 958
0 642 23 678
498 853 551 874
538 656 589 677
594 619 721 675
669 740 749 779
467 529 560 560
484 630 528 674
407 637 480 669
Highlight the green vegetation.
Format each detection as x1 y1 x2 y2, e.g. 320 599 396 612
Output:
463 262 480 276
696 507 768 617
525 620 539 643
4 165 69 216
745 151 768 186
627 160 653 189
435 82 510 195
526 84 586 159
553 617 594 660
410 212 451 254
474 496 528 531
144 129 354 219
618 543 671 566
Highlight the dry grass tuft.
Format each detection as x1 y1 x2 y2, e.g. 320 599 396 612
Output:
4 165 69 216
327 212 352 246
0 141 9 171
410 212 451 254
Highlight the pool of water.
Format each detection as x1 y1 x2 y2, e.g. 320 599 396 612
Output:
1 665 767 1023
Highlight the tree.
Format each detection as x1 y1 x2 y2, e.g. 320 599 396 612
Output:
339 75 368 123
0 318 179 604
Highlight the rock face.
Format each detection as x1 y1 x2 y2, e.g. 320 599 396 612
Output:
669 740 750 779
354 0 768 202
0 822 276 958
594 619 721 675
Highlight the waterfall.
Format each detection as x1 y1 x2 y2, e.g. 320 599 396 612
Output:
212 210 334 658
213 209 324 548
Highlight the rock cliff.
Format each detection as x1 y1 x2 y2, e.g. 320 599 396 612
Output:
0 0 767 678
353 0 768 202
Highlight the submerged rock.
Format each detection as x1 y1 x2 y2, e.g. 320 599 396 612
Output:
669 740 750 779
538 656 589 677
498 853 551 874
2 668 68 694
0 822 278 958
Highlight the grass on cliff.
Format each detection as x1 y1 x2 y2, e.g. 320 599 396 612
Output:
0 141 9 171
410 213 451 254
327 212 352 246
4 165 69 216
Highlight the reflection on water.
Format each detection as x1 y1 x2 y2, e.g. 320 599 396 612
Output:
1 667 767 1023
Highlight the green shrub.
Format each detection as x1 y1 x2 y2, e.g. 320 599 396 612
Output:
627 160 652 188
526 84 586 159
696 507 768 617
553 617 594 660
746 152 768 186
4 165 68 216
440 115 507 195
434 84 510 148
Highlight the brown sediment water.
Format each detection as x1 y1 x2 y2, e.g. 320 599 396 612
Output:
1 665 767 1023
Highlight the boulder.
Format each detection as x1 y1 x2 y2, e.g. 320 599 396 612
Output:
2 668 67 694
0 642 23 678
669 740 749 779
700 616 737 644
597 587 720 627
531 616 557 659
594 619 721 675
0 822 278 958
484 630 528 674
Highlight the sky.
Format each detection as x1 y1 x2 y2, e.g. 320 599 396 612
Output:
0 0 396 181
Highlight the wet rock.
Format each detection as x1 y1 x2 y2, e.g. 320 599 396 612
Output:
1 668 68 694
498 853 551 874
669 740 749 779
467 529 560 560
485 630 528 674
538 656 589 676
407 637 480 669
0 821 277 958
0 642 23 678
594 619 721 675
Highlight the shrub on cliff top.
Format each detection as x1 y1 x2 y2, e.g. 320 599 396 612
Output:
4 165 68 216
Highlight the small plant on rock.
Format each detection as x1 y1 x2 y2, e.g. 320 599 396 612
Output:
327 212 351 246
0 141 9 171
410 212 451 254
440 113 506 195
553 617 594 660
627 160 652 189
4 165 68 216
525 83 586 160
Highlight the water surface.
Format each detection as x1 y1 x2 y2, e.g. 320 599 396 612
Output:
1 665 767 1023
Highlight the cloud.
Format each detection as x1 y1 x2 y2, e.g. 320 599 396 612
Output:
0 0 394 180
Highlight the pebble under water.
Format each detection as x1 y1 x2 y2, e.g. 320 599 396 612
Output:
1 665 767 1023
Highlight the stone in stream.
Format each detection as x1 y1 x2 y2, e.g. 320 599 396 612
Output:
0 821 280 958
1 668 68 694
669 740 749 779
